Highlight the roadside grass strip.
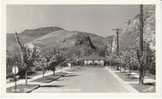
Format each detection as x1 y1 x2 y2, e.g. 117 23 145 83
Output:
105 66 156 93
31 75 61 83
31 72 69 83
6 67 71 93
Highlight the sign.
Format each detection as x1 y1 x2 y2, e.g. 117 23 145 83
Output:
68 63 71 66
12 66 19 74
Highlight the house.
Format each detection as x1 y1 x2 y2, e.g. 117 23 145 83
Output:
78 55 106 66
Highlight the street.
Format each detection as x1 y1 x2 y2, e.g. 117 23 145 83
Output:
32 66 131 93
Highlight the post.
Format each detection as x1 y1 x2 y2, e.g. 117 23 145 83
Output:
116 30 119 56
25 70 28 86
140 5 144 53
139 4 144 85
112 28 121 56
14 74 17 92
112 28 121 70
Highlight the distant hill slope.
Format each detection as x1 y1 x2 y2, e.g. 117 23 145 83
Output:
21 26 64 38
7 27 111 58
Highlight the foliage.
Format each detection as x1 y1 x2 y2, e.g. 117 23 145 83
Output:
120 49 139 71
23 44 42 72
118 5 155 75
45 48 65 74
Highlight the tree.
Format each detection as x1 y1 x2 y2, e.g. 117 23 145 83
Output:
48 55 57 75
46 49 65 76
15 32 41 85
120 49 138 74
24 45 41 85
34 56 47 79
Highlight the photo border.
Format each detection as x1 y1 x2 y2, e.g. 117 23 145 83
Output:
0 0 161 98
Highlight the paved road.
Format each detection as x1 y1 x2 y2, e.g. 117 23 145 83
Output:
32 66 130 93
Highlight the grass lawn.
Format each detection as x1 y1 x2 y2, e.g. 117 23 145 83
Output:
32 72 69 83
115 72 139 82
131 83 155 93
7 84 40 93
109 66 156 93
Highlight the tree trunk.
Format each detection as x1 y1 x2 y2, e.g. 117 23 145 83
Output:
129 65 131 74
120 64 122 72
53 70 55 76
139 64 144 85
42 67 45 79
110 59 111 66
43 71 45 79
25 70 28 86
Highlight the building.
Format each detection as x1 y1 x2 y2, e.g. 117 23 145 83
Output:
78 55 106 66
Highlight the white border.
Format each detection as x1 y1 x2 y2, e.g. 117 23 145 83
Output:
0 0 161 98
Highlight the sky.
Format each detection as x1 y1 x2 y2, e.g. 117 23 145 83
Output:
7 5 140 37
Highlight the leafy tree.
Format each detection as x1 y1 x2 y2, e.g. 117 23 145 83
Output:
23 45 42 85
15 32 42 85
34 56 47 79
46 49 65 75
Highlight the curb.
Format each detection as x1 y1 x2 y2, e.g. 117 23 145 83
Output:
26 85 40 93
105 67 138 93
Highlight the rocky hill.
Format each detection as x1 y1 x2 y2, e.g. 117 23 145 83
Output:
119 5 155 51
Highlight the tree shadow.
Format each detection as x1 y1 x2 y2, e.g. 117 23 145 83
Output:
144 82 155 86
40 85 65 88
61 74 78 77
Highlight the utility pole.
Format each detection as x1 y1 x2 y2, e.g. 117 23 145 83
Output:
139 4 144 85
112 28 121 70
112 28 121 56
140 5 144 54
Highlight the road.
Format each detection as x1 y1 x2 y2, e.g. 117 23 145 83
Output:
32 66 130 93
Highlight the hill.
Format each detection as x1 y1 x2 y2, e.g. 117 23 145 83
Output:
31 29 107 58
7 27 111 58
7 26 64 56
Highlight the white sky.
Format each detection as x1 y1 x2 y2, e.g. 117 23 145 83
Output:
7 5 140 37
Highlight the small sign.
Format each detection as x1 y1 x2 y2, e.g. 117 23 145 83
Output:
12 66 19 74
68 63 71 67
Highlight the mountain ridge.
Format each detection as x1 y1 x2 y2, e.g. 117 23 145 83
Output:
7 27 113 58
